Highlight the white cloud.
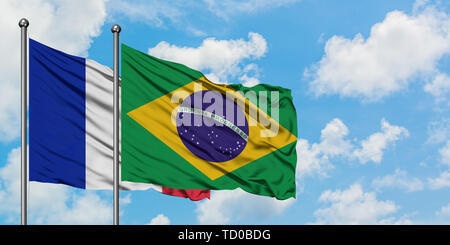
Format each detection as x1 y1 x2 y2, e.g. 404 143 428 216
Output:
424 72 450 99
0 0 107 142
120 193 132 206
436 202 450 217
372 169 424 192
297 118 408 178
148 32 267 85
0 85 21 143
296 118 350 178
148 214 171 225
438 140 450 166
43 190 112 225
0 147 115 224
318 118 353 156
203 0 300 20
413 0 431 13
305 6 450 101
240 74 261 87
376 214 415 225
426 122 450 190
352 119 409 164
425 139 450 188
428 170 450 190
312 183 410 224
195 189 295 224
0 148 22 218
296 139 333 178
427 118 450 144
240 63 261 87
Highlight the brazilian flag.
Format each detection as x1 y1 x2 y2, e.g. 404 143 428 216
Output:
121 44 298 200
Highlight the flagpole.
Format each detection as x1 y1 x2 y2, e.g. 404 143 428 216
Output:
111 24 121 226
19 18 29 226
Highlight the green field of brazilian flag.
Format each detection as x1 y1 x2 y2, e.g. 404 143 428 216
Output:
121 44 298 200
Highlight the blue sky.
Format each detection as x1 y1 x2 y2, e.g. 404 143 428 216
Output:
1 0 450 225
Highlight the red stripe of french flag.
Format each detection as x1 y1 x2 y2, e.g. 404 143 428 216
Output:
162 187 210 201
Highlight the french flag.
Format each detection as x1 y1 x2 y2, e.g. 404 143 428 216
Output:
29 39 209 201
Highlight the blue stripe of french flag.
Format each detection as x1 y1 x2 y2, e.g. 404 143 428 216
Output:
29 39 158 191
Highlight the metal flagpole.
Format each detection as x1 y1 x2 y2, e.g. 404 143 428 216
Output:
19 18 29 226
111 24 121 226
